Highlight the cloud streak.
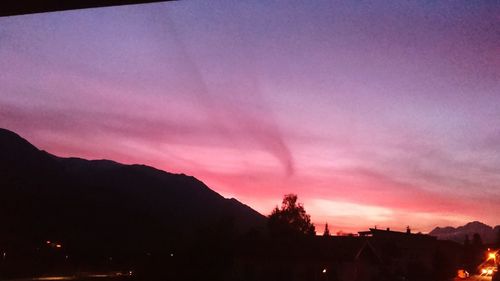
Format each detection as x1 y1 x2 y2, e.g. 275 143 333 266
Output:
163 12 295 176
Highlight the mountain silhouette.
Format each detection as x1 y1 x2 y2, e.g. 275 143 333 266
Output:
0 128 265 255
429 221 500 244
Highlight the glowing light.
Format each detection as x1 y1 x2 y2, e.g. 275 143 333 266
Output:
55 244 62 248
46 241 51 244
488 253 496 259
322 268 327 274
482 269 487 274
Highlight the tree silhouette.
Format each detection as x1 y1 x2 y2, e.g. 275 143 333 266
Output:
470 232 485 272
268 194 316 237
496 228 500 248
472 233 483 247
323 223 330 236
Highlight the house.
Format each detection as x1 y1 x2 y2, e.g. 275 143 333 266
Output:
232 236 383 281
232 228 463 281
359 227 462 279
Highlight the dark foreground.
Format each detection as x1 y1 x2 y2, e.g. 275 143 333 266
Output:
4 274 131 281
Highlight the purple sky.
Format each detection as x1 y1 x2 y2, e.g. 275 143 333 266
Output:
1 1 499 233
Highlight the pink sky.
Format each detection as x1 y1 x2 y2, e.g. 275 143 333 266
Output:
1 1 500 233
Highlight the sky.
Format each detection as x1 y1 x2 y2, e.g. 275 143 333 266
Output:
1 0 499 234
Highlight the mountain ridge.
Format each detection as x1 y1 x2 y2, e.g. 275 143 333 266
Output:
429 221 500 244
0 127 266 254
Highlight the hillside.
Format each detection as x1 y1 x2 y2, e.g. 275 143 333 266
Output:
0 128 266 255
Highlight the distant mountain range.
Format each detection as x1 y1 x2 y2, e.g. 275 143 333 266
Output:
0 128 266 254
429 221 500 244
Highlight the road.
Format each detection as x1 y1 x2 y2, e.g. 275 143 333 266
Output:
455 275 492 281
4 273 131 281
